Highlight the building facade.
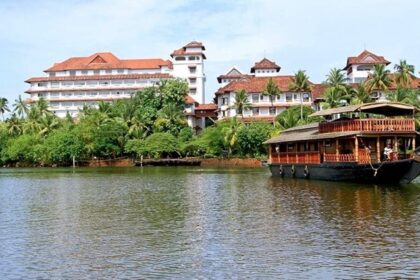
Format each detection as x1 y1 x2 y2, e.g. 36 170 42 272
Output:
25 41 207 125
344 50 390 84
215 58 317 121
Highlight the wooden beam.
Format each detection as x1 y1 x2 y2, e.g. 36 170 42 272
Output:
335 138 339 162
355 137 359 163
376 137 381 162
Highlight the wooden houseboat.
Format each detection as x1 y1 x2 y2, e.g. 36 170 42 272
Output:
265 102 420 183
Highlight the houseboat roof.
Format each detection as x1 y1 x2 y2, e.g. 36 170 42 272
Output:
310 102 417 118
264 123 358 144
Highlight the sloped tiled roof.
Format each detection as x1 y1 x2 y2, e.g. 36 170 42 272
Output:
45 52 171 72
217 67 249 83
185 95 198 104
183 41 205 50
216 76 313 95
196 103 217 110
343 50 390 70
250 58 281 73
171 41 206 58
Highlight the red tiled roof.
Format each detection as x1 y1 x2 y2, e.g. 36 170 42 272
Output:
183 41 205 50
343 50 390 70
216 76 313 95
310 84 328 100
25 73 173 83
45 52 171 72
185 95 198 104
250 58 281 73
196 103 217 110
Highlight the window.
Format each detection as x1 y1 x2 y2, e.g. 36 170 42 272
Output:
188 56 196 60
49 72 56 77
222 97 228 105
175 57 186 61
94 70 100 75
252 108 259 115
81 70 88 75
125 80 135 85
38 93 46 98
99 81 109 86
286 93 292 102
189 66 196 74
50 93 59 98
111 80 123 85
252 94 259 103
189 78 197 84
69 71 76 76
269 107 276 115
62 92 72 97
303 93 310 102
105 69 112 74
50 102 59 108
75 92 85 97
294 94 299 100
51 82 59 88
62 81 72 87
190 88 197 94
87 81 98 86
37 82 47 87
74 81 85 87
260 95 264 101
87 92 97 97
117 69 124 74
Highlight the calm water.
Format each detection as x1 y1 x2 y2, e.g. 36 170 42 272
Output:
0 167 419 279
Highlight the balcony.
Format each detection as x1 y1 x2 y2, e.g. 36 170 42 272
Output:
270 152 321 164
319 119 415 133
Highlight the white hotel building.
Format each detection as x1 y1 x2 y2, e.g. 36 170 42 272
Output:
25 41 209 128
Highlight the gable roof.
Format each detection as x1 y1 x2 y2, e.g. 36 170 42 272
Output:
183 41 205 50
250 58 281 73
343 50 390 70
217 67 249 83
170 41 206 59
216 75 313 95
45 52 171 72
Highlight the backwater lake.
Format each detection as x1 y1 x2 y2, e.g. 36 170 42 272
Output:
0 167 419 279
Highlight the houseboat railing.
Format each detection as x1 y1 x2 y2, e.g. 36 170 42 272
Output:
271 151 320 164
324 153 355 162
319 119 415 133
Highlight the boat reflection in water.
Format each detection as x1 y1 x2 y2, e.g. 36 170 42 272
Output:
265 102 420 184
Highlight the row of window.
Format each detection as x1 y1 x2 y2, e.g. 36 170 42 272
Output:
35 79 157 88
220 93 311 105
49 68 167 77
37 91 135 98
174 56 201 61
50 101 99 108
220 107 283 117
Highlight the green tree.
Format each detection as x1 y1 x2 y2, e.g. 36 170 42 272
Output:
222 117 243 156
322 87 350 109
394 59 415 88
288 70 311 121
232 89 251 119
159 78 189 107
4 134 43 164
350 82 372 105
0 97 10 121
44 129 85 164
154 103 187 135
34 98 51 117
237 122 273 157
325 68 347 91
276 106 316 130
13 95 29 119
366 64 391 92
142 132 180 158
262 78 281 121
6 114 23 136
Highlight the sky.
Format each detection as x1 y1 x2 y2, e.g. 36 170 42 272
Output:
0 0 419 105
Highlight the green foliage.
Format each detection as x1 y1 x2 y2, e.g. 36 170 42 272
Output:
366 64 391 92
44 129 85 164
394 60 415 88
232 89 251 117
3 134 42 164
276 106 317 130
263 77 281 107
237 122 273 157
142 132 180 158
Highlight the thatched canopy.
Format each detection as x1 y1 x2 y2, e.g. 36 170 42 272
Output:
310 102 417 118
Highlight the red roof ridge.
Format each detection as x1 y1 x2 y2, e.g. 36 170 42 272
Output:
251 58 281 73
343 50 390 70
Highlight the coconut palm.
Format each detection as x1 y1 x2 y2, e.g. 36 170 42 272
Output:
322 87 350 109
276 108 301 130
13 95 29 118
6 114 23 136
0 97 10 121
386 87 419 106
288 70 311 120
38 114 60 136
365 64 391 92
222 117 242 156
394 60 415 88
325 68 347 90
350 82 372 105
34 98 51 117
262 77 281 115
232 89 251 119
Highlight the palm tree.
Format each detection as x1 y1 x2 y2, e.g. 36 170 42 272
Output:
366 64 391 93
13 95 29 119
288 70 311 121
34 98 51 117
394 60 415 88
98 101 112 114
322 87 349 109
0 97 10 121
350 82 372 105
39 114 60 136
262 78 281 121
6 114 22 136
386 87 419 106
222 117 242 156
276 108 301 130
232 89 251 120
325 68 347 90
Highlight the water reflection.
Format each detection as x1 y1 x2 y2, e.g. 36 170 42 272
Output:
0 167 419 278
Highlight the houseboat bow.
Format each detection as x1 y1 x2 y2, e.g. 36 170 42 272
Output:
265 102 420 183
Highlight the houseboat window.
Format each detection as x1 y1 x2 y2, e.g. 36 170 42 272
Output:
287 144 294 151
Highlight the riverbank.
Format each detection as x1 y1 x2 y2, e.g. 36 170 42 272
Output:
2 157 264 168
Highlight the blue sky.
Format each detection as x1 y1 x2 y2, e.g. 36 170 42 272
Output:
0 0 419 105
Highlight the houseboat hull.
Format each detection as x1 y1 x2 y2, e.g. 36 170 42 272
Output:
268 159 420 184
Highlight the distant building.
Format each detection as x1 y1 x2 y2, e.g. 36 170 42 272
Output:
25 41 213 129
215 58 319 122
344 50 390 84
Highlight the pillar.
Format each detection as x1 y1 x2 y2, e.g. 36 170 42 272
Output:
335 139 339 162
376 137 381 162
355 137 359 162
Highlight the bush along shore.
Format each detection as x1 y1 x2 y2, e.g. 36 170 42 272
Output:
0 79 292 167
